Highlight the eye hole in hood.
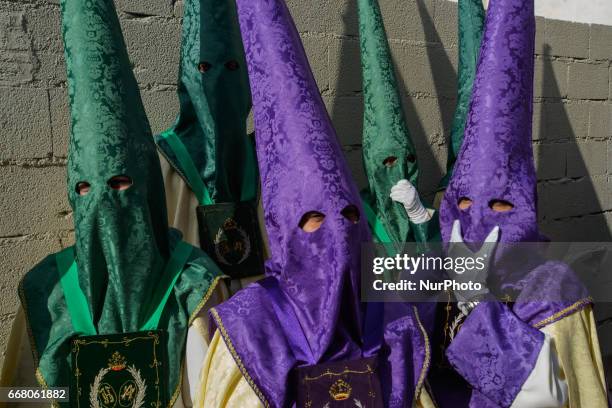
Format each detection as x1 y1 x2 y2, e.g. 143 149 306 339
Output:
340 205 360 224
198 61 212 73
76 181 91 196
489 199 514 212
225 60 240 71
458 197 472 210
299 211 326 232
383 156 397 167
107 175 133 191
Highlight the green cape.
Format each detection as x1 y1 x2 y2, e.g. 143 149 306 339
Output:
155 0 257 204
19 0 222 403
20 232 221 406
437 0 485 190
358 0 420 245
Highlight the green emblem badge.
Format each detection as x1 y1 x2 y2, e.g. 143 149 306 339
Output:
71 331 167 408
197 201 265 279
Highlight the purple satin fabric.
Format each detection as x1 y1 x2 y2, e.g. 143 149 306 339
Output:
212 0 375 406
434 0 592 406
511 261 590 325
379 302 431 407
447 301 544 408
429 261 590 408
440 0 538 246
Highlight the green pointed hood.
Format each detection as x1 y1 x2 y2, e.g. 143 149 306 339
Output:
358 0 418 243
63 0 169 331
156 0 256 203
17 0 222 403
437 0 485 190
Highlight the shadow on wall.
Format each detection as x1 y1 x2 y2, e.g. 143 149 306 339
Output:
328 0 456 204
329 1 366 188
537 45 612 393
415 0 455 199
537 45 611 242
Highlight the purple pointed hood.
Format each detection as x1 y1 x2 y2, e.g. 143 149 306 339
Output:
241 1 369 284
440 0 539 244
240 0 369 340
211 0 371 405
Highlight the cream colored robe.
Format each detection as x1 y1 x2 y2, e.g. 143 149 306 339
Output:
197 306 608 408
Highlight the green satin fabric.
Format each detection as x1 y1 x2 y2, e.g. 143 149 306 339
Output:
19 231 222 407
358 0 421 245
17 0 222 403
63 0 170 338
155 0 257 203
437 0 485 190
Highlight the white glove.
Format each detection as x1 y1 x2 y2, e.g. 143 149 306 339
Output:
390 179 431 224
447 219 499 303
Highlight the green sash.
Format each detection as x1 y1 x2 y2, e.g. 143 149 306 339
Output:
158 129 256 206
362 199 393 245
56 240 193 335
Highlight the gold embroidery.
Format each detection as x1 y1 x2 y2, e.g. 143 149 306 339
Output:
72 332 161 408
188 276 226 325
413 305 431 400
214 218 252 266
329 379 352 401
210 308 271 408
169 274 225 408
533 297 592 329
303 366 374 381
108 351 127 371
167 360 184 408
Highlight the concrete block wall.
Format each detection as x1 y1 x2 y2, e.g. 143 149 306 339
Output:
0 0 611 386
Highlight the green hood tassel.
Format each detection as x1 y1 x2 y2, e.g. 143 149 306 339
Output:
156 0 256 204
19 0 221 403
358 0 419 244
437 0 485 191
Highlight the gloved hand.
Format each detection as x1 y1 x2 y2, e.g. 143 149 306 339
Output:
446 219 499 303
390 179 431 224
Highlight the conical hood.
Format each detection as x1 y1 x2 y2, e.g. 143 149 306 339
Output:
440 0 538 244
437 0 485 190
358 0 419 243
241 0 370 281
212 0 371 405
63 0 169 331
156 0 255 203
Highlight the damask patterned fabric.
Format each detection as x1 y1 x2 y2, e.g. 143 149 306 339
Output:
434 0 603 406
18 0 222 404
437 0 486 190
210 0 374 406
447 302 545 407
155 0 256 203
356 5 436 402
197 306 608 408
62 0 169 336
439 0 539 245
358 0 419 244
